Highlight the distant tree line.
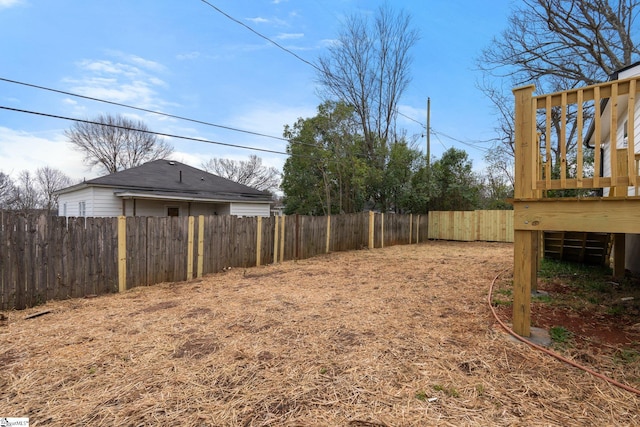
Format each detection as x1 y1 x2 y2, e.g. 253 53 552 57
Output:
0 167 73 215
281 5 512 215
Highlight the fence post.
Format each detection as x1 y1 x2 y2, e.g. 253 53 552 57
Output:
381 213 385 248
256 216 262 267
416 215 420 244
117 216 127 292
187 216 195 280
273 214 279 264
409 213 413 244
197 215 204 278
326 215 331 253
368 211 374 249
280 215 285 263
294 214 300 260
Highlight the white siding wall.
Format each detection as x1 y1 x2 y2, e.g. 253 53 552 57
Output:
92 188 123 216
600 88 640 197
58 187 121 217
58 188 269 218
229 202 270 217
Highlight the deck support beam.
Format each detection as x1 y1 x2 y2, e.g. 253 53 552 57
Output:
613 233 626 279
512 85 537 337
513 230 536 336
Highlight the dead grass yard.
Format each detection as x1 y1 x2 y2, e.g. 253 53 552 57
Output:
1 241 639 426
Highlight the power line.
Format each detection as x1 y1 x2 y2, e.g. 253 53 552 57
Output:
398 110 426 128
1 77 339 151
0 77 289 142
197 1 448 144
431 128 491 153
0 105 292 157
432 132 449 151
200 0 323 73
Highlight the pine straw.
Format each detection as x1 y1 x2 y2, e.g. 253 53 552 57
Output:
1 241 639 426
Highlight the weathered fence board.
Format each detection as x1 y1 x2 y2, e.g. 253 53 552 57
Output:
0 210 511 310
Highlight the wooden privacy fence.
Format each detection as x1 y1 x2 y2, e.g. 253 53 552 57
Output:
0 212 430 310
428 210 514 242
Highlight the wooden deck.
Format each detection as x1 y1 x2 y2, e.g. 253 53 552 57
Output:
512 77 640 336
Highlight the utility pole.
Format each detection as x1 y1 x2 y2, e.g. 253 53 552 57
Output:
426 97 431 169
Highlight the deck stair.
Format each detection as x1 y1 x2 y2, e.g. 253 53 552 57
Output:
543 231 610 265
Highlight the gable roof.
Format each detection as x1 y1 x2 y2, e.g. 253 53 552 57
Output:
57 160 273 203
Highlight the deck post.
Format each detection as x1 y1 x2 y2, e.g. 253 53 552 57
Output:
512 85 537 337
613 233 626 278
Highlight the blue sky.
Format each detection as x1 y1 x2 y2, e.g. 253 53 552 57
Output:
0 0 513 182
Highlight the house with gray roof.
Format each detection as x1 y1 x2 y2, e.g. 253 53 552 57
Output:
55 160 273 217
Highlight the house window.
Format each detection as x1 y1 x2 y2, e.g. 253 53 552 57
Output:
167 206 180 217
78 201 86 217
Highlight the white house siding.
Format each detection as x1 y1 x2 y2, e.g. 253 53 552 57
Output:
58 187 121 217
229 202 270 217
600 66 640 273
91 188 123 216
600 83 640 197
58 188 269 218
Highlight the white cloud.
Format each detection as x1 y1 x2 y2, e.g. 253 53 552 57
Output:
64 53 169 110
319 38 339 48
79 60 127 75
176 51 200 61
0 0 23 9
275 32 304 40
397 104 426 127
127 55 165 72
246 16 269 24
0 127 92 180
246 16 288 26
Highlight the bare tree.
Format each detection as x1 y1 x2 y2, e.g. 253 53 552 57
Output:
480 0 640 86
478 0 640 177
0 171 15 209
65 113 174 174
11 170 42 214
36 166 73 214
201 155 280 193
316 4 419 162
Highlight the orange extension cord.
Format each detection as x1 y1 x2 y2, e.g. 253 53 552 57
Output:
488 269 640 396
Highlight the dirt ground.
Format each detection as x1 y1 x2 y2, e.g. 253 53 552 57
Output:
1 241 639 426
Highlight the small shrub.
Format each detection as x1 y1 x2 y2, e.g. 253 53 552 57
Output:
615 348 640 364
532 294 552 304
549 326 572 344
432 384 459 398
606 305 625 316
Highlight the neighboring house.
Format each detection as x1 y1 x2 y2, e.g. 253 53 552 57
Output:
55 160 273 218
585 61 640 273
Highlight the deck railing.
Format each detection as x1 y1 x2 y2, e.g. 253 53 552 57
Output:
520 75 640 197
